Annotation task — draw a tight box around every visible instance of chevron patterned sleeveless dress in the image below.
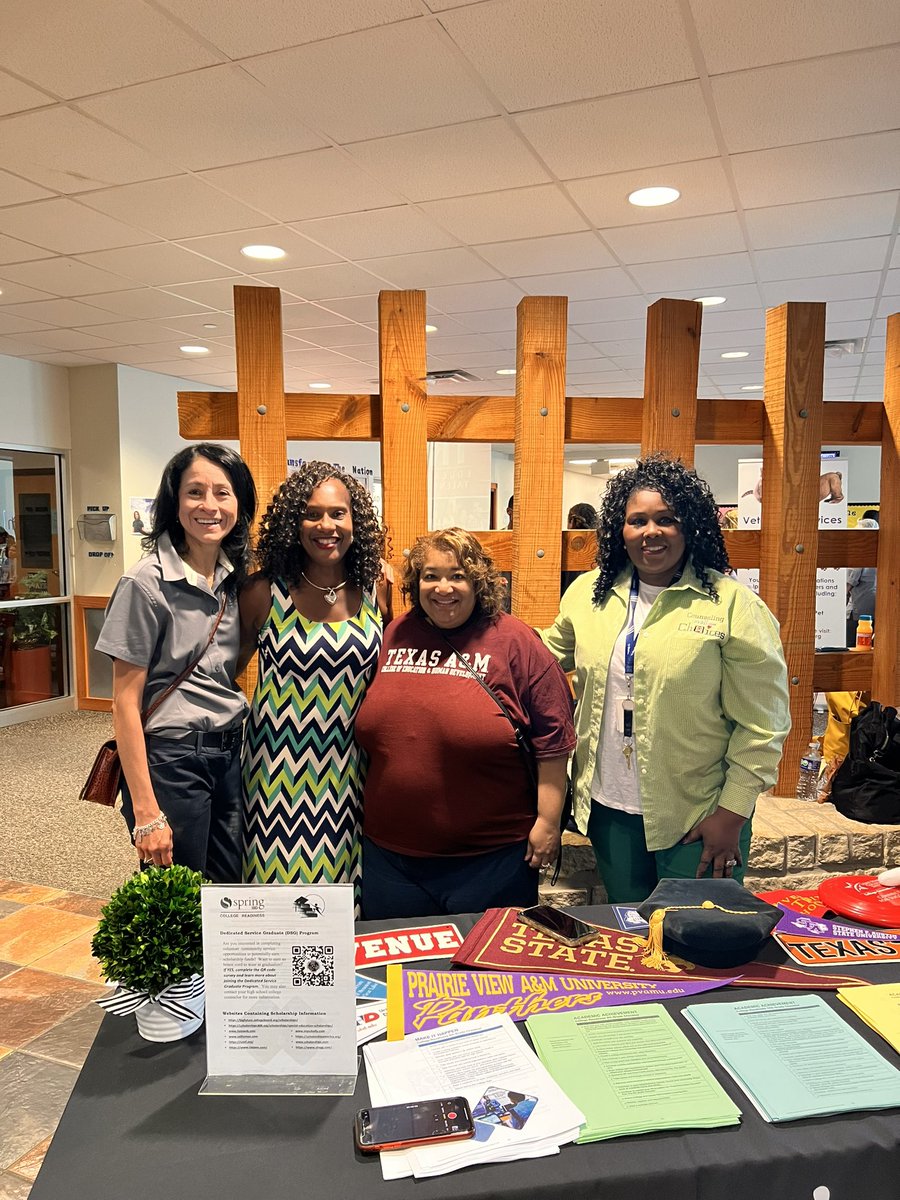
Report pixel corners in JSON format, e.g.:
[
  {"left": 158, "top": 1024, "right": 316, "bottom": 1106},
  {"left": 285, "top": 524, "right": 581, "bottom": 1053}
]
[{"left": 241, "top": 579, "right": 382, "bottom": 910}]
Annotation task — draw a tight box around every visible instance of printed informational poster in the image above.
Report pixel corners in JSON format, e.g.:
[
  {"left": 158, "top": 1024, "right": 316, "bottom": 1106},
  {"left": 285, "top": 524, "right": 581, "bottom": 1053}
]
[
  {"left": 200, "top": 884, "right": 356, "bottom": 1095},
  {"left": 737, "top": 457, "right": 848, "bottom": 648}
]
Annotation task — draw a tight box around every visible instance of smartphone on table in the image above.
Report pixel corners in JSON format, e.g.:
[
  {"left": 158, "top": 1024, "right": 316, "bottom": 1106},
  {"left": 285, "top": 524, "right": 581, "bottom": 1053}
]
[
  {"left": 518, "top": 904, "right": 599, "bottom": 947},
  {"left": 355, "top": 1096, "right": 475, "bottom": 1153}
]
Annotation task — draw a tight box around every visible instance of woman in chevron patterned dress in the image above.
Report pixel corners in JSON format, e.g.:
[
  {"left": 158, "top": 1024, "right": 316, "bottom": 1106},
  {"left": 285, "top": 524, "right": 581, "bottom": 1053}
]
[{"left": 239, "top": 462, "right": 389, "bottom": 911}]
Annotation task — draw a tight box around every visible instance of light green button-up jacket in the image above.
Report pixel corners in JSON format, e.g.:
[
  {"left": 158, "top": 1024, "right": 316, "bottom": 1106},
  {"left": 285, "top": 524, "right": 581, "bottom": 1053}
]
[{"left": 540, "top": 563, "right": 791, "bottom": 851}]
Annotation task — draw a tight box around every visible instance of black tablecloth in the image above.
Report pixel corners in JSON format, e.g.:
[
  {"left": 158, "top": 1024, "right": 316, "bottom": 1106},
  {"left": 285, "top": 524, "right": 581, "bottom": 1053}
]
[{"left": 30, "top": 908, "right": 900, "bottom": 1200}]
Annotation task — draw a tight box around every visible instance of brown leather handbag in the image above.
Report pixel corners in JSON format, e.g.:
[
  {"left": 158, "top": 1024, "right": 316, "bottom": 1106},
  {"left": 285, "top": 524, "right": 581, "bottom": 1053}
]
[{"left": 81, "top": 602, "right": 226, "bottom": 806}]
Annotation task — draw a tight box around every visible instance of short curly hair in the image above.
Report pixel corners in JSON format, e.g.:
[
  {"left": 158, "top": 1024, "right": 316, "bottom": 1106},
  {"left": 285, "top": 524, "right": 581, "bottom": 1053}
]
[
  {"left": 402, "top": 528, "right": 506, "bottom": 619},
  {"left": 593, "top": 453, "right": 729, "bottom": 604},
  {"left": 255, "top": 461, "right": 384, "bottom": 590}
]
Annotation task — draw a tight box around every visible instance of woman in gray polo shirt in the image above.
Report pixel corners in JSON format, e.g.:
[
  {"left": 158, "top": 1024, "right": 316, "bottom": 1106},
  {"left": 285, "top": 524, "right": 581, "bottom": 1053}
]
[{"left": 96, "top": 443, "right": 257, "bottom": 882}]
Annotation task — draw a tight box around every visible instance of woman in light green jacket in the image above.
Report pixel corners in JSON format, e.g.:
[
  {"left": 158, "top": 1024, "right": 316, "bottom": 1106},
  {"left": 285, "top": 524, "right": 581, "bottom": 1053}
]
[{"left": 541, "top": 454, "right": 790, "bottom": 903}]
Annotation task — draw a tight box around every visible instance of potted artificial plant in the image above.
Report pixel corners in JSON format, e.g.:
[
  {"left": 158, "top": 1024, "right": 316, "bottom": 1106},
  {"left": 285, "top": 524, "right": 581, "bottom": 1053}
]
[
  {"left": 9, "top": 606, "right": 57, "bottom": 704},
  {"left": 92, "top": 865, "right": 206, "bottom": 1042}
]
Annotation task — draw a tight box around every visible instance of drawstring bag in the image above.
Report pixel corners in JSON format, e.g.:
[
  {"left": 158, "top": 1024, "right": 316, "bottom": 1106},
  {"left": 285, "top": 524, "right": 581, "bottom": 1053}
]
[{"left": 830, "top": 702, "right": 900, "bottom": 825}]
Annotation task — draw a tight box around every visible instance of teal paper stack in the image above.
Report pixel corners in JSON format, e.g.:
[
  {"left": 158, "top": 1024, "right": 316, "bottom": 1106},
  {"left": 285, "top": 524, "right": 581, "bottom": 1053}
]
[
  {"left": 526, "top": 1004, "right": 741, "bottom": 1143},
  {"left": 683, "top": 993, "right": 900, "bottom": 1122}
]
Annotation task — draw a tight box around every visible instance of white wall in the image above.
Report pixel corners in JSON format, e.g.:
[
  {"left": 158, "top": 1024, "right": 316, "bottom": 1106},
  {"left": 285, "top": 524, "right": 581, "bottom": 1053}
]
[
  {"left": 69, "top": 365, "right": 123, "bottom": 597},
  {"left": 0, "top": 354, "right": 70, "bottom": 449}
]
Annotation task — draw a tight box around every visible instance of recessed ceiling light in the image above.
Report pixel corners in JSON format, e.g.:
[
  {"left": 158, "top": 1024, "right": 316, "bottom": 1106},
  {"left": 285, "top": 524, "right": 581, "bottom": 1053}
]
[
  {"left": 741, "top": 385, "right": 764, "bottom": 391},
  {"left": 240, "top": 244, "right": 286, "bottom": 260},
  {"left": 496, "top": 368, "right": 516, "bottom": 375},
  {"left": 425, "top": 324, "right": 438, "bottom": 333},
  {"left": 179, "top": 345, "right": 210, "bottom": 354},
  {"left": 568, "top": 458, "right": 597, "bottom": 466},
  {"left": 628, "top": 186, "right": 680, "bottom": 208},
  {"left": 694, "top": 296, "right": 726, "bottom": 306},
  {"left": 307, "top": 381, "right": 331, "bottom": 389},
  {"left": 721, "top": 351, "right": 750, "bottom": 359},
  {"left": 202, "top": 323, "right": 218, "bottom": 329}
]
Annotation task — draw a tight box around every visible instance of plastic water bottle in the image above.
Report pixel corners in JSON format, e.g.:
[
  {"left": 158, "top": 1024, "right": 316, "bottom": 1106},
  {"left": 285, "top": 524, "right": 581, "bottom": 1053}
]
[{"left": 796, "top": 741, "right": 822, "bottom": 801}]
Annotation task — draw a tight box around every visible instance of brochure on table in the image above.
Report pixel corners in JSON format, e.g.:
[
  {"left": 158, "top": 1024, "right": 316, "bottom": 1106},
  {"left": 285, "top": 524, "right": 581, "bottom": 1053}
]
[{"left": 200, "top": 883, "right": 356, "bottom": 1095}]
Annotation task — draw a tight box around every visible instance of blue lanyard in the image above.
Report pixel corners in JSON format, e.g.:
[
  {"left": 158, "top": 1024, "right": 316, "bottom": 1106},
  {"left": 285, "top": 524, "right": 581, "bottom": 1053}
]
[{"left": 623, "top": 570, "right": 641, "bottom": 680}]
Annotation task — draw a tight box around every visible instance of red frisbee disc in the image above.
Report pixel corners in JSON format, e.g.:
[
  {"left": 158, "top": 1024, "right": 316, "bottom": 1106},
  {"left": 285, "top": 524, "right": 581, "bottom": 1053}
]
[{"left": 818, "top": 875, "right": 900, "bottom": 928}]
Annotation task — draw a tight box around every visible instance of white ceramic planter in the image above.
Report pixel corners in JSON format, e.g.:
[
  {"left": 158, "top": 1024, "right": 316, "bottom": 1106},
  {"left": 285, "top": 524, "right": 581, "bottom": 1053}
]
[{"left": 135, "top": 975, "right": 205, "bottom": 1042}]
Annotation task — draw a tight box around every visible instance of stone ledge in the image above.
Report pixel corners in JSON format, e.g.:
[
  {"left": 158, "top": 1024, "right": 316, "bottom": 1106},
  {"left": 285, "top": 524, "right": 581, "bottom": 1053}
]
[{"left": 540, "top": 797, "right": 900, "bottom": 905}]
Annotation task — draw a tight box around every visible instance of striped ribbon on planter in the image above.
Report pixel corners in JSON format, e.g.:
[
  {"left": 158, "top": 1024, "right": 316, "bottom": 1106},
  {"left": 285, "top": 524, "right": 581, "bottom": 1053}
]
[{"left": 96, "top": 974, "right": 204, "bottom": 1021}]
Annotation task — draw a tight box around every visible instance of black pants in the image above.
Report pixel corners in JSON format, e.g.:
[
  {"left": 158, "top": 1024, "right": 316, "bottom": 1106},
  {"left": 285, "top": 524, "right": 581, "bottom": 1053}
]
[{"left": 120, "top": 733, "right": 243, "bottom": 883}]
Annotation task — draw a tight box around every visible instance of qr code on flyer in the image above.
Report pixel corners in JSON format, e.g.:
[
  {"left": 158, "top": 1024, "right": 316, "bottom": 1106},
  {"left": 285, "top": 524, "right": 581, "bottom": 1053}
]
[{"left": 292, "top": 944, "right": 335, "bottom": 986}]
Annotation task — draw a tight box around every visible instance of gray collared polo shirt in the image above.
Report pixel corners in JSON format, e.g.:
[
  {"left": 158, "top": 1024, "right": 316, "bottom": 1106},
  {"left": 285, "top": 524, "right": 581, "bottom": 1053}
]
[{"left": 96, "top": 532, "right": 248, "bottom": 735}]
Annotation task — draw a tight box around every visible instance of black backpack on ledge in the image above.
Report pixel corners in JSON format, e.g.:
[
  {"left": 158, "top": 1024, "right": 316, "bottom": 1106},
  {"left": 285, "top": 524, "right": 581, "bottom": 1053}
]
[{"left": 830, "top": 702, "right": 900, "bottom": 825}]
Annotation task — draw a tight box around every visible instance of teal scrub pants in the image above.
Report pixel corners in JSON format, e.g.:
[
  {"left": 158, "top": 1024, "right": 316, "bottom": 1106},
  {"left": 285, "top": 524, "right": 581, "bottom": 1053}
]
[{"left": 587, "top": 803, "right": 753, "bottom": 904}]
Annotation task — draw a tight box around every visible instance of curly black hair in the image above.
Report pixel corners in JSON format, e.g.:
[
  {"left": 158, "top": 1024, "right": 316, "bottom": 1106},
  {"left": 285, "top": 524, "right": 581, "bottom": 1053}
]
[
  {"left": 255, "top": 461, "right": 384, "bottom": 590},
  {"left": 593, "top": 453, "right": 729, "bottom": 604}
]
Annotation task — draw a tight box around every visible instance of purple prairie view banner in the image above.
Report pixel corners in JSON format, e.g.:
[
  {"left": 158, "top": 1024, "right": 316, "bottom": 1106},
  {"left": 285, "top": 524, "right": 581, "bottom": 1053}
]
[
  {"left": 776, "top": 906, "right": 900, "bottom": 942},
  {"left": 385, "top": 964, "right": 734, "bottom": 1040}
]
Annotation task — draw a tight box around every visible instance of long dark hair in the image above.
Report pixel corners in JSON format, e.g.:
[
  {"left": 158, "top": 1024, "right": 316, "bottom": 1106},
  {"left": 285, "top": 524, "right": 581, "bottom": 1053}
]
[
  {"left": 255, "top": 461, "right": 384, "bottom": 590},
  {"left": 144, "top": 443, "right": 257, "bottom": 594},
  {"left": 593, "top": 453, "right": 729, "bottom": 604}
]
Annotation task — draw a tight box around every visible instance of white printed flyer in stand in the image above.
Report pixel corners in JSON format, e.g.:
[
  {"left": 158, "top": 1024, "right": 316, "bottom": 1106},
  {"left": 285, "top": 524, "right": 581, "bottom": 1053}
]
[{"left": 200, "top": 884, "right": 356, "bottom": 1093}]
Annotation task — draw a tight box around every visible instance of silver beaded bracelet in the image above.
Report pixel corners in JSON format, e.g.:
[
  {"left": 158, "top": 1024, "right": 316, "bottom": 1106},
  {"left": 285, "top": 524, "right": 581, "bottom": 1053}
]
[{"left": 133, "top": 812, "right": 169, "bottom": 841}]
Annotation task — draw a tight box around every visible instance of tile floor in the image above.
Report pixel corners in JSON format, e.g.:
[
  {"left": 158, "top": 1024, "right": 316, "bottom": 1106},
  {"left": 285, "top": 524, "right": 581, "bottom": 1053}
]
[{"left": 0, "top": 879, "right": 109, "bottom": 1200}]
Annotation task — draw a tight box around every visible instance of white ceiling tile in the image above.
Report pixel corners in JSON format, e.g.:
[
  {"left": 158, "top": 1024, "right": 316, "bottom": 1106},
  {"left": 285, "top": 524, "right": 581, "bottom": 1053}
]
[
  {"left": 292, "top": 206, "right": 457, "bottom": 259},
  {"left": 645, "top": 283, "right": 764, "bottom": 310},
  {"left": 762, "top": 272, "right": 883, "bottom": 306},
  {"left": 0, "top": 171, "right": 54, "bottom": 207},
  {"left": 421, "top": 186, "right": 587, "bottom": 244},
  {"left": 884, "top": 269, "right": 900, "bottom": 295},
  {"left": 426, "top": 279, "right": 527, "bottom": 313},
  {"left": 423, "top": 333, "right": 506, "bottom": 356},
  {"left": 28, "top": 351, "right": 107, "bottom": 366},
  {"left": 0, "top": 280, "right": 57, "bottom": 305},
  {"left": 756, "top": 238, "right": 891, "bottom": 282},
  {"left": 78, "top": 65, "right": 326, "bottom": 173},
  {"left": 244, "top": 20, "right": 497, "bottom": 143},
  {"left": 155, "top": 0, "right": 420, "bottom": 57},
  {"left": 516, "top": 81, "right": 718, "bottom": 180},
  {"left": 690, "top": 0, "right": 900, "bottom": 73},
  {"left": 359, "top": 247, "right": 500, "bottom": 288},
  {"left": 89, "top": 341, "right": 197, "bottom": 365},
  {"left": 75, "top": 243, "right": 233, "bottom": 287},
  {"left": 0, "top": 335, "right": 58, "bottom": 357},
  {"left": 0, "top": 234, "right": 55, "bottom": 266},
  {"left": 698, "top": 329, "right": 765, "bottom": 350},
  {"left": 177, "top": 227, "right": 340, "bottom": 273},
  {"left": 602, "top": 213, "right": 746, "bottom": 264},
  {"left": 0, "top": 70, "right": 51, "bottom": 116},
  {"left": 21, "top": 327, "right": 118, "bottom": 351},
  {"left": 567, "top": 159, "right": 735, "bottom": 228},
  {"left": 79, "top": 288, "right": 214, "bottom": 319},
  {"left": 514, "top": 267, "right": 639, "bottom": 301},
  {"left": 303, "top": 295, "right": 380, "bottom": 324},
  {"left": 630, "top": 253, "right": 755, "bottom": 292},
  {"left": 824, "top": 321, "right": 871, "bottom": 340},
  {"left": 573, "top": 319, "right": 647, "bottom": 342},
  {"left": 690, "top": 308, "right": 765, "bottom": 334},
  {"left": 202, "top": 149, "right": 400, "bottom": 222},
  {"left": 72, "top": 319, "right": 201, "bottom": 343},
  {"left": 160, "top": 277, "right": 266, "bottom": 310},
  {"left": 1, "top": 0, "right": 222, "bottom": 97},
  {"left": 441, "top": 0, "right": 695, "bottom": 109},
  {"left": 188, "top": 371, "right": 237, "bottom": 386},
  {"left": 450, "top": 308, "right": 518, "bottom": 333},
  {"left": 475, "top": 232, "right": 615, "bottom": 276},
  {"left": 0, "top": 312, "right": 53, "bottom": 336},
  {"left": 254, "top": 263, "right": 390, "bottom": 301},
  {"left": 3, "top": 296, "right": 120, "bottom": 326},
  {"left": 346, "top": 119, "right": 551, "bottom": 201},
  {"left": 79, "top": 177, "right": 270, "bottom": 240},
  {"left": 744, "top": 194, "right": 899, "bottom": 250},
  {"left": 1, "top": 108, "right": 177, "bottom": 194},
  {"left": 282, "top": 346, "right": 366, "bottom": 367},
  {"left": 567, "top": 296, "right": 651, "bottom": 324},
  {"left": 731, "top": 132, "right": 900, "bottom": 209},
  {"left": 281, "top": 302, "right": 368, "bottom": 331},
  {"left": 712, "top": 48, "right": 900, "bottom": 154},
  {"left": 161, "top": 312, "right": 233, "bottom": 338},
  {"left": 0, "top": 198, "right": 157, "bottom": 254},
  {"left": 301, "top": 325, "right": 377, "bottom": 350},
  {"left": 0, "top": 257, "right": 139, "bottom": 296}
]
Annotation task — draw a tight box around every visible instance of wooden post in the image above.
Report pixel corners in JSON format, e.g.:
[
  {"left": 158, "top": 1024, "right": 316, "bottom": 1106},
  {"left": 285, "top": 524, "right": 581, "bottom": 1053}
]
[
  {"left": 641, "top": 298, "right": 702, "bottom": 464},
  {"left": 378, "top": 291, "right": 428, "bottom": 597},
  {"left": 512, "top": 295, "right": 567, "bottom": 624},
  {"left": 758, "top": 302, "right": 826, "bottom": 792},
  {"left": 872, "top": 312, "right": 900, "bottom": 703}
]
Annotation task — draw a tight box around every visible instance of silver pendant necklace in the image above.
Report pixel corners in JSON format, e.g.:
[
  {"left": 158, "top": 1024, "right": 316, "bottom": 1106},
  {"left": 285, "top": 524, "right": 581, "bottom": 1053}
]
[{"left": 300, "top": 569, "right": 347, "bottom": 605}]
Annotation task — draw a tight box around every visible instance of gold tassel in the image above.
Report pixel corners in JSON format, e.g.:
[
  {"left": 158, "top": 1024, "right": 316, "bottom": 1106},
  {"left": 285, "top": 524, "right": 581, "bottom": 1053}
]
[{"left": 639, "top": 899, "right": 735, "bottom": 973}]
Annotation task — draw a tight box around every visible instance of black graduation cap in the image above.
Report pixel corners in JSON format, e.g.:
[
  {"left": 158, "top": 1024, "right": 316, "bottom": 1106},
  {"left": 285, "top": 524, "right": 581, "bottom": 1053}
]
[{"left": 636, "top": 878, "right": 782, "bottom": 970}]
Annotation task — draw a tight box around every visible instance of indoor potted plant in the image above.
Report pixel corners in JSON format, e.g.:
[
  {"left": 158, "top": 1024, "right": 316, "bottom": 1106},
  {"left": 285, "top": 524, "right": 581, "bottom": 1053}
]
[
  {"left": 9, "top": 606, "right": 58, "bottom": 704},
  {"left": 92, "top": 865, "right": 206, "bottom": 1042}
]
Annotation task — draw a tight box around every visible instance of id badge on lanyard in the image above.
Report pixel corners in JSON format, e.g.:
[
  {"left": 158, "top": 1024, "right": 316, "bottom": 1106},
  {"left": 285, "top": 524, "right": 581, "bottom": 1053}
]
[{"left": 620, "top": 572, "right": 640, "bottom": 768}]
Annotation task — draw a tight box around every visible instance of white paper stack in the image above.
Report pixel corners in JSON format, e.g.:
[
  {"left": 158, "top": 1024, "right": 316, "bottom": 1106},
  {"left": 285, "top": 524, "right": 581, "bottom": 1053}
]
[{"left": 363, "top": 1013, "right": 584, "bottom": 1179}]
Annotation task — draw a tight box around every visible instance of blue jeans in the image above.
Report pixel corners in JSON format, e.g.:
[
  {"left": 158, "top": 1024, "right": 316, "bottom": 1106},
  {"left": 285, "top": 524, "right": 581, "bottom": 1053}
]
[
  {"left": 120, "top": 732, "right": 243, "bottom": 882},
  {"left": 361, "top": 837, "right": 539, "bottom": 919}
]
